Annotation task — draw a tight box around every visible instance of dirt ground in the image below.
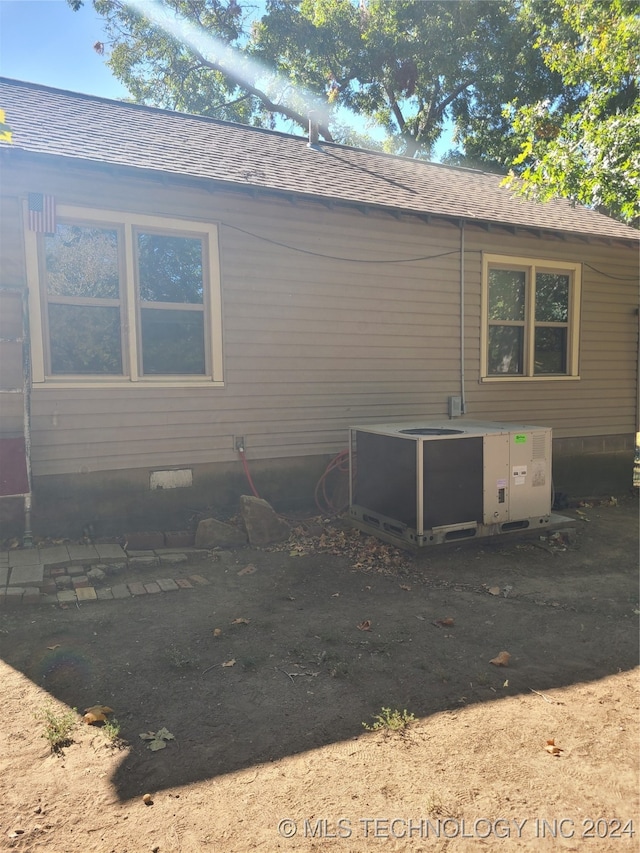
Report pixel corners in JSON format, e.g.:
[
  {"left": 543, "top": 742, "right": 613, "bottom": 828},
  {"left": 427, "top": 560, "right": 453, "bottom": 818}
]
[{"left": 0, "top": 499, "right": 638, "bottom": 852}]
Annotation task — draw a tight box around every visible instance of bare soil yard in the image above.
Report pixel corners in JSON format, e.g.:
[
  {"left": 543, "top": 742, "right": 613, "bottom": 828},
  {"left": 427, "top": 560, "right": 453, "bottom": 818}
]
[{"left": 0, "top": 500, "right": 638, "bottom": 852}]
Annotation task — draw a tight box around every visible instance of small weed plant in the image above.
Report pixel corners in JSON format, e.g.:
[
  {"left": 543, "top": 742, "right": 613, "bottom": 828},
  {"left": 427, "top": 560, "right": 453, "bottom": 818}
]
[
  {"left": 363, "top": 707, "right": 416, "bottom": 732},
  {"left": 102, "top": 717, "right": 121, "bottom": 743},
  {"left": 36, "top": 702, "right": 78, "bottom": 753}
]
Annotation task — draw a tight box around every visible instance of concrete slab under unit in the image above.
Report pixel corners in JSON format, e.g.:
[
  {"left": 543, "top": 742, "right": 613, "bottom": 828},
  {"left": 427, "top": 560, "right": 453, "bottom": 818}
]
[
  {"left": 66, "top": 544, "right": 100, "bottom": 565},
  {"left": 9, "top": 549, "right": 42, "bottom": 568},
  {"left": 9, "top": 563, "right": 45, "bottom": 587},
  {"left": 0, "top": 565, "right": 9, "bottom": 587}
]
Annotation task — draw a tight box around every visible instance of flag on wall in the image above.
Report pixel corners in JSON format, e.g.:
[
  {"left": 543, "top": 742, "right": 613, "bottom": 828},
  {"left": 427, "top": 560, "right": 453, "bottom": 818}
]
[
  {"left": 0, "top": 109, "right": 12, "bottom": 143},
  {"left": 28, "top": 193, "right": 56, "bottom": 234}
]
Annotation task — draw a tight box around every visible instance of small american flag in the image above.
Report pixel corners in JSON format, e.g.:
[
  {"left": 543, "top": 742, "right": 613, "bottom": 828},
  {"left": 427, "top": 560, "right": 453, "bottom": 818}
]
[{"left": 28, "top": 193, "right": 56, "bottom": 234}]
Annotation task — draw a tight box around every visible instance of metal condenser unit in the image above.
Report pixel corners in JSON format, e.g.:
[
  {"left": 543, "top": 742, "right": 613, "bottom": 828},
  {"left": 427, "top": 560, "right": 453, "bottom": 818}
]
[{"left": 349, "top": 420, "right": 552, "bottom": 547}]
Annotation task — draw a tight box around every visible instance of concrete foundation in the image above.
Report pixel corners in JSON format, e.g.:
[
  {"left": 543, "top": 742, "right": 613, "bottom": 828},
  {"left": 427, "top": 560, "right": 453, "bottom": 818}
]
[{"left": 0, "top": 434, "right": 635, "bottom": 540}]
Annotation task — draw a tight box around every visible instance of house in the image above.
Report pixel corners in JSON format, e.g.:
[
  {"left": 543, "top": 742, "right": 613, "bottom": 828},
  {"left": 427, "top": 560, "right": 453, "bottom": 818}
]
[{"left": 0, "top": 77, "right": 638, "bottom": 537}]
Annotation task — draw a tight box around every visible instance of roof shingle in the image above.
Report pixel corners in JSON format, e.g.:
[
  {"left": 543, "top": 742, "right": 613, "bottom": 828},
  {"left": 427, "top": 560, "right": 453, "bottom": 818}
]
[{"left": 1, "top": 77, "right": 637, "bottom": 242}]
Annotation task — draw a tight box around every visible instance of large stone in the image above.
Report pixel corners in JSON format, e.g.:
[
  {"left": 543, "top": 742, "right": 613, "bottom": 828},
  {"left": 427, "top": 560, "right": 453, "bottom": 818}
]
[
  {"left": 195, "top": 517, "right": 248, "bottom": 549},
  {"left": 87, "top": 566, "right": 106, "bottom": 583},
  {"left": 239, "top": 495, "right": 290, "bottom": 546}
]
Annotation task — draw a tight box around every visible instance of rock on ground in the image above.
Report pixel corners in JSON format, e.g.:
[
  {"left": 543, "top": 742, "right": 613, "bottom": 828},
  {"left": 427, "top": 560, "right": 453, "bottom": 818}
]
[
  {"left": 195, "top": 517, "right": 248, "bottom": 549},
  {"left": 239, "top": 495, "right": 290, "bottom": 546}
]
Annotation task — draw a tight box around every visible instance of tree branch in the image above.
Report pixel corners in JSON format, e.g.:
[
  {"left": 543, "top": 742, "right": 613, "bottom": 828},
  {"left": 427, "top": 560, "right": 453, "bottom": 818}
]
[
  {"left": 190, "top": 46, "right": 334, "bottom": 141},
  {"left": 433, "top": 78, "right": 475, "bottom": 119}
]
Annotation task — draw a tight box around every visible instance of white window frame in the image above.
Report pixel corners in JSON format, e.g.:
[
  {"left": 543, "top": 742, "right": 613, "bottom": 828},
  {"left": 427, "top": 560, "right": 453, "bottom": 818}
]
[
  {"left": 24, "top": 204, "right": 224, "bottom": 387},
  {"left": 480, "top": 253, "right": 581, "bottom": 382}
]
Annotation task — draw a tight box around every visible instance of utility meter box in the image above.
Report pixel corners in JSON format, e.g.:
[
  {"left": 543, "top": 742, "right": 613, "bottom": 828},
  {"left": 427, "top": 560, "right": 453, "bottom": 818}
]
[{"left": 349, "top": 420, "right": 552, "bottom": 547}]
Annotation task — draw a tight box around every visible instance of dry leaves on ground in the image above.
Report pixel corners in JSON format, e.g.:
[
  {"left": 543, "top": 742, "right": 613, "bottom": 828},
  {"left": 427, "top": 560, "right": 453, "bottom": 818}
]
[
  {"left": 545, "top": 738, "right": 564, "bottom": 756},
  {"left": 271, "top": 520, "right": 412, "bottom": 574},
  {"left": 490, "top": 651, "right": 511, "bottom": 667}
]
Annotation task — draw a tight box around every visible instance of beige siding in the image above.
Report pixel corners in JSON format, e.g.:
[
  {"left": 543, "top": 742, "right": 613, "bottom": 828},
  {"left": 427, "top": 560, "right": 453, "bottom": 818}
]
[
  {"left": 462, "top": 229, "right": 638, "bottom": 436},
  {"left": 1, "top": 160, "right": 638, "bottom": 476}
]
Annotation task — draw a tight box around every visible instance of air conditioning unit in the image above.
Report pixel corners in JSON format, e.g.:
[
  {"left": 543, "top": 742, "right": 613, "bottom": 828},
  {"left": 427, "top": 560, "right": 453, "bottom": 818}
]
[{"left": 349, "top": 420, "right": 552, "bottom": 547}]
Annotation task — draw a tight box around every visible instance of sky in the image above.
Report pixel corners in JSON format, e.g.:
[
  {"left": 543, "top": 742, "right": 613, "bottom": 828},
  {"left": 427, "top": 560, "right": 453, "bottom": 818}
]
[
  {"left": 0, "top": 0, "right": 128, "bottom": 98},
  {"left": 0, "top": 0, "right": 452, "bottom": 155}
]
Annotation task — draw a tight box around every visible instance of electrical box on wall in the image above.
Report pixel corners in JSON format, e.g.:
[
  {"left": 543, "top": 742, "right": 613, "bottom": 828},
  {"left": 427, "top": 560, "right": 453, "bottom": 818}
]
[{"left": 349, "top": 421, "right": 552, "bottom": 547}]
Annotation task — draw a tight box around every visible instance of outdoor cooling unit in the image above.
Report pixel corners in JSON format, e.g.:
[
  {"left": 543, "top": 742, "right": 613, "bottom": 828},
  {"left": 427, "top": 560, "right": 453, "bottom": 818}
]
[{"left": 349, "top": 420, "right": 553, "bottom": 547}]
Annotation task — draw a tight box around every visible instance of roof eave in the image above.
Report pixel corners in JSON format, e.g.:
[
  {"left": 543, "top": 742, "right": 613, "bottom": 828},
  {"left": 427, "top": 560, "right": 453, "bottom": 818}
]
[{"left": 2, "top": 146, "right": 638, "bottom": 247}]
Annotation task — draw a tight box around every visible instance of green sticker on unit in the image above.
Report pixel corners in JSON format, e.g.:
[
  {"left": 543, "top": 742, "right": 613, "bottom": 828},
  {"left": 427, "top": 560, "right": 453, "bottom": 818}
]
[{"left": 514, "top": 434, "right": 527, "bottom": 444}]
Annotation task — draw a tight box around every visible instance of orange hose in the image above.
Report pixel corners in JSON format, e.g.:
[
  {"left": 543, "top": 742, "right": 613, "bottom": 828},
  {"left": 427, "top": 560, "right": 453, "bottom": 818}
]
[{"left": 238, "top": 448, "right": 261, "bottom": 499}]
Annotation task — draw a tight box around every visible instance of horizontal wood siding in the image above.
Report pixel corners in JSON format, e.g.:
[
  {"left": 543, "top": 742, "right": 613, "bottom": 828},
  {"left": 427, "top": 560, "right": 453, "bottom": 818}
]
[{"left": 1, "top": 161, "right": 638, "bottom": 476}]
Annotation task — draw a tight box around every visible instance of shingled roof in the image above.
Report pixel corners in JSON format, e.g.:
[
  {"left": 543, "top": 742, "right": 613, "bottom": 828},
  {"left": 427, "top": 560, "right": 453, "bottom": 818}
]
[{"left": 1, "top": 77, "right": 637, "bottom": 243}]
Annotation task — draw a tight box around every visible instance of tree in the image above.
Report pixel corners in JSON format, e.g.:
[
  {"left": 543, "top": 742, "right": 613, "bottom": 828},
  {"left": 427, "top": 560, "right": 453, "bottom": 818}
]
[
  {"left": 69, "top": 0, "right": 563, "bottom": 159},
  {"left": 502, "top": 0, "right": 640, "bottom": 223}
]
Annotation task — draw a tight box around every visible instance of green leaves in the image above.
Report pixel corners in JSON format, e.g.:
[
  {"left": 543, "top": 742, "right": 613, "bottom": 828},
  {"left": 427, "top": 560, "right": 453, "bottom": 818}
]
[
  {"left": 505, "top": 0, "right": 640, "bottom": 223},
  {"left": 68, "top": 0, "right": 639, "bottom": 219}
]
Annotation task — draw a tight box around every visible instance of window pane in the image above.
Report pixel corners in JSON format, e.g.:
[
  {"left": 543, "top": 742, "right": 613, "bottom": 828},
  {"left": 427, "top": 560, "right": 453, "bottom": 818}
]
[
  {"left": 141, "top": 309, "right": 205, "bottom": 374},
  {"left": 488, "top": 269, "right": 525, "bottom": 321},
  {"left": 536, "top": 273, "right": 569, "bottom": 322},
  {"left": 488, "top": 325, "right": 523, "bottom": 374},
  {"left": 45, "top": 225, "right": 120, "bottom": 298},
  {"left": 138, "top": 233, "right": 204, "bottom": 304},
  {"left": 534, "top": 327, "right": 567, "bottom": 374},
  {"left": 48, "top": 304, "right": 122, "bottom": 374}
]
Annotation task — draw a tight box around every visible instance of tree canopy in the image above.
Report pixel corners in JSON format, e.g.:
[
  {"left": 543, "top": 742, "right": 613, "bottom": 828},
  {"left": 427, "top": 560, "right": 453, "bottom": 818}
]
[
  {"left": 69, "top": 0, "right": 639, "bottom": 221},
  {"left": 503, "top": 0, "right": 639, "bottom": 224}
]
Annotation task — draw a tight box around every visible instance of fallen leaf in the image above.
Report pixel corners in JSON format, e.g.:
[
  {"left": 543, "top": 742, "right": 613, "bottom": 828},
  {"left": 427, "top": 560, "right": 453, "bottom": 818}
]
[
  {"left": 139, "top": 728, "right": 174, "bottom": 751},
  {"left": 331, "top": 592, "right": 340, "bottom": 598},
  {"left": 47, "top": 644, "right": 61, "bottom": 651},
  {"left": 357, "top": 620, "right": 372, "bottom": 631},
  {"left": 231, "top": 618, "right": 250, "bottom": 625},
  {"left": 222, "top": 658, "right": 236, "bottom": 667},
  {"left": 488, "top": 586, "right": 501, "bottom": 596},
  {"left": 490, "top": 651, "right": 511, "bottom": 667},
  {"left": 85, "top": 704, "right": 114, "bottom": 715},
  {"left": 545, "top": 738, "right": 564, "bottom": 756},
  {"left": 435, "top": 617, "right": 455, "bottom": 627},
  {"left": 503, "top": 679, "right": 509, "bottom": 688},
  {"left": 237, "top": 564, "right": 257, "bottom": 576},
  {"left": 83, "top": 710, "right": 107, "bottom": 724},
  {"left": 213, "top": 628, "right": 222, "bottom": 637},
  {"left": 399, "top": 584, "right": 411, "bottom": 591},
  {"left": 83, "top": 704, "right": 114, "bottom": 724},
  {"left": 155, "top": 727, "right": 174, "bottom": 741},
  {"left": 415, "top": 615, "right": 425, "bottom": 621}
]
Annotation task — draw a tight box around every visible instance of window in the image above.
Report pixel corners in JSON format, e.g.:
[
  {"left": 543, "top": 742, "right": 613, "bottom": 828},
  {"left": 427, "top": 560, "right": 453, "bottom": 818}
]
[
  {"left": 481, "top": 254, "right": 581, "bottom": 380},
  {"left": 26, "top": 206, "right": 223, "bottom": 385}
]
